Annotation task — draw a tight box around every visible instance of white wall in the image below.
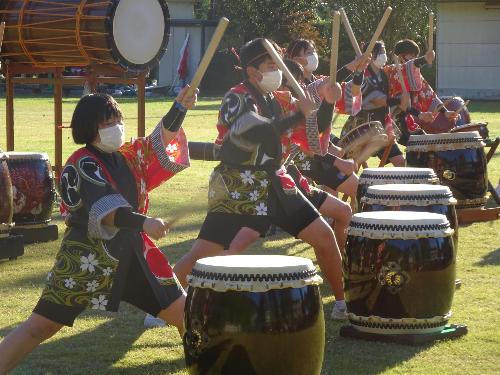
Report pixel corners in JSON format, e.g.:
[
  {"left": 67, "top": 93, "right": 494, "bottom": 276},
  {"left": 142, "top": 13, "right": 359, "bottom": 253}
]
[{"left": 437, "top": 1, "right": 500, "bottom": 99}]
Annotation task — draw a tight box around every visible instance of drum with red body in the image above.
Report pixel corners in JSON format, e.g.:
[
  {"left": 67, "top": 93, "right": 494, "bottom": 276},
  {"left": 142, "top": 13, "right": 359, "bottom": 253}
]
[
  {"left": 5, "top": 152, "right": 56, "bottom": 227},
  {"left": 0, "top": 153, "right": 14, "bottom": 238},
  {"left": 406, "top": 132, "right": 488, "bottom": 209},
  {"left": 344, "top": 211, "right": 456, "bottom": 334},
  {"left": 0, "top": 0, "right": 170, "bottom": 72}
]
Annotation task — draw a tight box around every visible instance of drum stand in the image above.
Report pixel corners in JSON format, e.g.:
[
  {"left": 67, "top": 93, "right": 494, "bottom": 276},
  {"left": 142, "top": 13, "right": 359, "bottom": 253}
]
[
  {"left": 0, "top": 233, "right": 24, "bottom": 261},
  {"left": 457, "top": 137, "right": 500, "bottom": 225},
  {"left": 339, "top": 324, "right": 468, "bottom": 346}
]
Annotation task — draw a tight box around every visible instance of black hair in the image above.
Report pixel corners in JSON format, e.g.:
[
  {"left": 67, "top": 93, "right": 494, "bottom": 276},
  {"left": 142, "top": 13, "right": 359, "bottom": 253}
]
[
  {"left": 286, "top": 39, "right": 315, "bottom": 59},
  {"left": 282, "top": 59, "right": 304, "bottom": 86},
  {"left": 71, "top": 94, "right": 122, "bottom": 144},
  {"left": 240, "top": 38, "right": 281, "bottom": 78},
  {"left": 394, "top": 39, "right": 420, "bottom": 57}
]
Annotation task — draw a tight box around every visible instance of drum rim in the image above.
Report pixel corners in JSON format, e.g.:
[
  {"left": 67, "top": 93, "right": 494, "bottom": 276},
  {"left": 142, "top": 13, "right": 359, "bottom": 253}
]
[
  {"left": 108, "top": 0, "right": 170, "bottom": 72},
  {"left": 347, "top": 312, "right": 451, "bottom": 334},
  {"left": 5, "top": 152, "right": 50, "bottom": 160},
  {"left": 363, "top": 184, "right": 457, "bottom": 205}
]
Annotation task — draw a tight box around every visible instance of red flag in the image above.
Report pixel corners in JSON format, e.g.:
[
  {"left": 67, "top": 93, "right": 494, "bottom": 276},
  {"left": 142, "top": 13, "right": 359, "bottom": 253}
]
[{"left": 177, "top": 34, "right": 190, "bottom": 81}]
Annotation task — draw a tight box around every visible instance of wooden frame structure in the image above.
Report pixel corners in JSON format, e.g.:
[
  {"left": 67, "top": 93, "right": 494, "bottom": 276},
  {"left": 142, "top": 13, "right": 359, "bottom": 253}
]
[{"left": 3, "top": 62, "right": 147, "bottom": 176}]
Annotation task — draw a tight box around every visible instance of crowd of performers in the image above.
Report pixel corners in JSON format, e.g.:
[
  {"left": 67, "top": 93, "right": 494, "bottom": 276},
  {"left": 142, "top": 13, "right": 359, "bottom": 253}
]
[{"left": 0, "top": 36, "right": 462, "bottom": 373}]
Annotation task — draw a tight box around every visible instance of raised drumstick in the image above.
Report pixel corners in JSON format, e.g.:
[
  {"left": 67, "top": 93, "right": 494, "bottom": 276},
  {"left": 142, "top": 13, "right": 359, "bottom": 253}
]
[
  {"left": 330, "top": 11, "right": 341, "bottom": 83},
  {"left": 364, "top": 7, "right": 392, "bottom": 57},
  {"left": 187, "top": 17, "right": 229, "bottom": 96},
  {"left": 428, "top": 12, "right": 434, "bottom": 52},
  {"left": 0, "top": 22, "right": 5, "bottom": 53},
  {"left": 340, "top": 9, "right": 362, "bottom": 57},
  {"left": 262, "top": 39, "right": 306, "bottom": 100}
]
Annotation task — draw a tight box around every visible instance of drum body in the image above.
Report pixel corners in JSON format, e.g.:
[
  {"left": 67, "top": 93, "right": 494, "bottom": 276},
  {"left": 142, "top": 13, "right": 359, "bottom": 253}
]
[
  {"left": 0, "top": 154, "right": 14, "bottom": 238},
  {"left": 360, "top": 184, "right": 459, "bottom": 247},
  {"left": 357, "top": 167, "right": 439, "bottom": 211},
  {"left": 406, "top": 132, "right": 488, "bottom": 209},
  {"left": 6, "top": 152, "right": 55, "bottom": 226},
  {"left": 0, "top": 0, "right": 170, "bottom": 72},
  {"left": 339, "top": 121, "right": 388, "bottom": 164},
  {"left": 184, "top": 255, "right": 325, "bottom": 375},
  {"left": 344, "top": 211, "right": 456, "bottom": 334}
]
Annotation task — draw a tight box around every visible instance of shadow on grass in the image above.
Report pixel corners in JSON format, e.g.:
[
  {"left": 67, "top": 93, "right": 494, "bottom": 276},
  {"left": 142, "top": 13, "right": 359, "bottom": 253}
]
[
  {"left": 3, "top": 311, "right": 186, "bottom": 375},
  {"left": 474, "top": 248, "right": 500, "bottom": 266}
]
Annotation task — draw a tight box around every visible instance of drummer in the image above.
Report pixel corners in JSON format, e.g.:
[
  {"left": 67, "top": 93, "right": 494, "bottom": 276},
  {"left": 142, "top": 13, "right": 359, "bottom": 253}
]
[{"left": 173, "top": 38, "right": 349, "bottom": 320}]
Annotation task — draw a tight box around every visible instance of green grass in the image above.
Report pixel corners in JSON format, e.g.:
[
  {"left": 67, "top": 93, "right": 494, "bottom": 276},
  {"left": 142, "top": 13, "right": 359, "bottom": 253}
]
[{"left": 0, "top": 96, "right": 499, "bottom": 375}]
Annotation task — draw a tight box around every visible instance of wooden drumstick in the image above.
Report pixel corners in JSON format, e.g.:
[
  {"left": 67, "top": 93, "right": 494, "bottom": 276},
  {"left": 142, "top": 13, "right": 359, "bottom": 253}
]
[
  {"left": 454, "top": 100, "right": 470, "bottom": 115},
  {"left": 187, "top": 17, "right": 229, "bottom": 96},
  {"left": 330, "top": 11, "right": 341, "bottom": 83},
  {"left": 262, "top": 39, "right": 306, "bottom": 100},
  {"left": 340, "top": 9, "right": 362, "bottom": 57},
  {"left": 364, "top": 7, "right": 392, "bottom": 57},
  {"left": 428, "top": 12, "right": 434, "bottom": 52},
  {"left": 393, "top": 54, "right": 408, "bottom": 95},
  {"left": 0, "top": 22, "right": 5, "bottom": 53}
]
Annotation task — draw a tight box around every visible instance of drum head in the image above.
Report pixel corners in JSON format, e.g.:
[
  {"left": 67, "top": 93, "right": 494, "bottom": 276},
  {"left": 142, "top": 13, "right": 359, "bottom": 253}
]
[
  {"left": 188, "top": 255, "right": 323, "bottom": 292},
  {"left": 407, "top": 131, "right": 484, "bottom": 152},
  {"left": 363, "top": 183, "right": 457, "bottom": 206},
  {"left": 112, "top": 0, "right": 170, "bottom": 70},
  {"left": 5, "top": 152, "right": 49, "bottom": 161},
  {"left": 348, "top": 211, "right": 453, "bottom": 239},
  {"left": 359, "top": 167, "right": 439, "bottom": 185},
  {"left": 340, "top": 122, "right": 389, "bottom": 164}
]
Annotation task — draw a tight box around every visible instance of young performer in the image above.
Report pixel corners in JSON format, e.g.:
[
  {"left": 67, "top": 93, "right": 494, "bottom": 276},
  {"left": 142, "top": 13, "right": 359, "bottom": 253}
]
[
  {"left": 340, "top": 41, "right": 407, "bottom": 167},
  {"left": 173, "top": 38, "right": 349, "bottom": 319},
  {"left": 0, "top": 88, "right": 197, "bottom": 374}
]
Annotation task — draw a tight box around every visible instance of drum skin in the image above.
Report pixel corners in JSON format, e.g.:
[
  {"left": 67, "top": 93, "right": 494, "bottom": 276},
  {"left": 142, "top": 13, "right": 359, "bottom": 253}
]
[
  {"left": 360, "top": 203, "right": 459, "bottom": 249},
  {"left": 0, "top": 0, "right": 170, "bottom": 72},
  {"left": 184, "top": 285, "right": 325, "bottom": 375},
  {"left": 344, "top": 235, "right": 456, "bottom": 330},
  {"left": 6, "top": 155, "right": 55, "bottom": 226},
  {"left": 406, "top": 148, "right": 488, "bottom": 209},
  {"left": 0, "top": 158, "right": 14, "bottom": 236}
]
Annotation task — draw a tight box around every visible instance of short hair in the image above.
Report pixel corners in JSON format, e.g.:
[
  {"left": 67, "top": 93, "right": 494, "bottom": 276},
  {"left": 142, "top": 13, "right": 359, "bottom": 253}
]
[
  {"left": 365, "top": 40, "right": 385, "bottom": 57},
  {"left": 71, "top": 94, "right": 122, "bottom": 144},
  {"left": 282, "top": 59, "right": 304, "bottom": 86},
  {"left": 286, "top": 39, "right": 316, "bottom": 59},
  {"left": 394, "top": 39, "right": 420, "bottom": 57},
  {"left": 240, "top": 38, "right": 281, "bottom": 69}
]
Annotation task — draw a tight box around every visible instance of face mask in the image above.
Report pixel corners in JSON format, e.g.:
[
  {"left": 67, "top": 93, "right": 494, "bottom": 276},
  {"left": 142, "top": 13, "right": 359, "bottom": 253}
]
[
  {"left": 258, "top": 69, "right": 283, "bottom": 93},
  {"left": 373, "top": 53, "right": 388, "bottom": 68},
  {"left": 305, "top": 52, "right": 319, "bottom": 72},
  {"left": 96, "top": 123, "right": 124, "bottom": 153}
]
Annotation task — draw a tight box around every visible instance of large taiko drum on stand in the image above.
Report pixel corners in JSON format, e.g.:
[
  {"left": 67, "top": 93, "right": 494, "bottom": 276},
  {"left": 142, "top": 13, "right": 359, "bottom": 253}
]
[
  {"left": 0, "top": 0, "right": 170, "bottom": 72},
  {"left": 360, "top": 184, "right": 459, "bottom": 248},
  {"left": 184, "top": 255, "right": 325, "bottom": 375},
  {"left": 344, "top": 211, "right": 456, "bottom": 334},
  {"left": 406, "top": 132, "right": 488, "bottom": 209},
  {"left": 357, "top": 167, "right": 439, "bottom": 211},
  {"left": 5, "top": 152, "right": 56, "bottom": 227},
  {"left": 0, "top": 153, "right": 14, "bottom": 238}
]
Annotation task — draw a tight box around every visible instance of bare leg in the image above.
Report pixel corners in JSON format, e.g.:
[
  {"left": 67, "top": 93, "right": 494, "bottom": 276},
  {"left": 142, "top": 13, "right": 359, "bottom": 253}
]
[
  {"left": 317, "top": 193, "right": 352, "bottom": 253},
  {"left": 326, "top": 174, "right": 359, "bottom": 211},
  {"left": 173, "top": 239, "right": 224, "bottom": 289},
  {"left": 226, "top": 227, "right": 261, "bottom": 255},
  {"left": 0, "top": 313, "right": 63, "bottom": 374},
  {"left": 157, "top": 294, "right": 186, "bottom": 336},
  {"left": 389, "top": 154, "right": 406, "bottom": 167},
  {"left": 297, "top": 217, "right": 345, "bottom": 300}
]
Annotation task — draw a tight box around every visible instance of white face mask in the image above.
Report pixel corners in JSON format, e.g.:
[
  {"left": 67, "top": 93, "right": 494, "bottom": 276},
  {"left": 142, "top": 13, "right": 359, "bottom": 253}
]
[
  {"left": 373, "top": 53, "right": 388, "bottom": 68},
  {"left": 305, "top": 52, "right": 319, "bottom": 72},
  {"left": 96, "top": 123, "right": 124, "bottom": 153},
  {"left": 258, "top": 69, "right": 283, "bottom": 93}
]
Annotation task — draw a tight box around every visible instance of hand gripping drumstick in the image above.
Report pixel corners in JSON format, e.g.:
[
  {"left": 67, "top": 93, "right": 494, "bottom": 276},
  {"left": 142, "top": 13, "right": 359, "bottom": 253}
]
[
  {"left": 330, "top": 11, "right": 341, "bottom": 84},
  {"left": 428, "top": 12, "right": 434, "bottom": 52},
  {"left": 339, "top": 9, "right": 362, "bottom": 57},
  {"left": 186, "top": 17, "right": 229, "bottom": 96},
  {"left": 262, "top": 39, "right": 306, "bottom": 100}
]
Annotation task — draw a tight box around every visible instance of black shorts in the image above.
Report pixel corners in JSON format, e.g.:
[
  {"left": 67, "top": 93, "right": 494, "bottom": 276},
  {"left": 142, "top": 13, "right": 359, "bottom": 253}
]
[
  {"left": 198, "top": 202, "right": 320, "bottom": 249},
  {"left": 33, "top": 251, "right": 184, "bottom": 327},
  {"left": 375, "top": 143, "right": 403, "bottom": 160},
  {"left": 307, "top": 188, "right": 328, "bottom": 210},
  {"left": 299, "top": 157, "right": 350, "bottom": 190}
]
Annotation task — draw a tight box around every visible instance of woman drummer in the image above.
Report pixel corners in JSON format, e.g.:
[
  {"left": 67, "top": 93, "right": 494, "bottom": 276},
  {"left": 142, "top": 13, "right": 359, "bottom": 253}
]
[{"left": 0, "top": 87, "right": 197, "bottom": 373}]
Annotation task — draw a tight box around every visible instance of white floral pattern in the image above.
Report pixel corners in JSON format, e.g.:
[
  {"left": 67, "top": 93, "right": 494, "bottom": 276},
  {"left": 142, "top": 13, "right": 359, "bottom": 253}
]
[
  {"left": 46, "top": 272, "right": 53, "bottom": 281},
  {"left": 301, "top": 161, "right": 311, "bottom": 171},
  {"left": 208, "top": 189, "right": 216, "bottom": 199},
  {"left": 256, "top": 202, "right": 268, "bottom": 216},
  {"left": 64, "top": 278, "right": 76, "bottom": 289},
  {"left": 240, "top": 170, "right": 255, "bottom": 184},
  {"left": 102, "top": 267, "right": 113, "bottom": 276},
  {"left": 249, "top": 190, "right": 259, "bottom": 202},
  {"left": 260, "top": 179, "right": 269, "bottom": 188},
  {"left": 86, "top": 280, "right": 100, "bottom": 292},
  {"left": 166, "top": 143, "right": 178, "bottom": 154},
  {"left": 91, "top": 295, "right": 108, "bottom": 310},
  {"left": 298, "top": 152, "right": 306, "bottom": 161},
  {"left": 231, "top": 191, "right": 241, "bottom": 199},
  {"left": 80, "top": 254, "right": 98, "bottom": 273}
]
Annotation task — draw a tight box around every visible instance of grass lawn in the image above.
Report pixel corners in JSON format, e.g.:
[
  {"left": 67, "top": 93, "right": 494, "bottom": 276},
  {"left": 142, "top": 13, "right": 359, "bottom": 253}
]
[{"left": 0, "top": 96, "right": 499, "bottom": 375}]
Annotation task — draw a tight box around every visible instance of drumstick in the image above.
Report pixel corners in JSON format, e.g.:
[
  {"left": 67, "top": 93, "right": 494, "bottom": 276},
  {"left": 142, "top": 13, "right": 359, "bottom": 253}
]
[
  {"left": 454, "top": 100, "right": 470, "bottom": 115},
  {"left": 428, "top": 12, "right": 434, "bottom": 52},
  {"left": 339, "top": 9, "right": 362, "bottom": 57},
  {"left": 364, "top": 7, "right": 392, "bottom": 57},
  {"left": 0, "top": 22, "right": 5, "bottom": 53},
  {"left": 187, "top": 17, "right": 229, "bottom": 96},
  {"left": 262, "top": 39, "right": 306, "bottom": 100},
  {"left": 393, "top": 54, "right": 408, "bottom": 94},
  {"left": 330, "top": 11, "right": 341, "bottom": 83}
]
